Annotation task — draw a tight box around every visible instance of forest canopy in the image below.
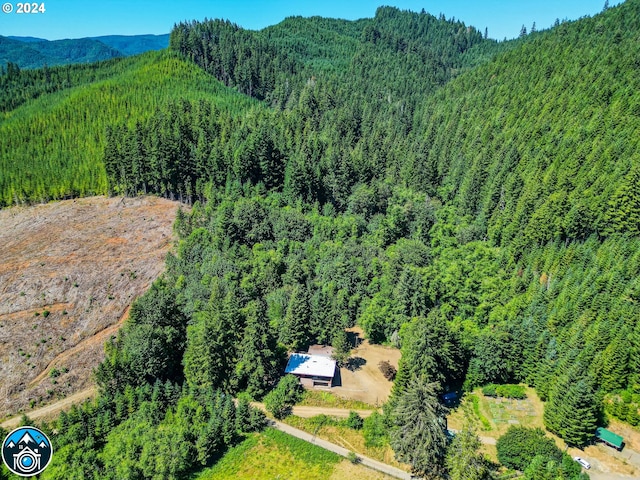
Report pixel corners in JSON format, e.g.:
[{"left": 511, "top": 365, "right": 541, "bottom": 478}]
[{"left": 1, "top": 1, "right": 639, "bottom": 478}]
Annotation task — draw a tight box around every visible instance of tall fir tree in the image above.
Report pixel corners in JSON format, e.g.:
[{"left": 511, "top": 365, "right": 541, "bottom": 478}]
[
  {"left": 545, "top": 375, "right": 600, "bottom": 447},
  {"left": 390, "top": 378, "right": 449, "bottom": 479},
  {"left": 235, "top": 299, "right": 282, "bottom": 398},
  {"left": 279, "top": 284, "right": 312, "bottom": 351},
  {"left": 600, "top": 334, "right": 630, "bottom": 392}
]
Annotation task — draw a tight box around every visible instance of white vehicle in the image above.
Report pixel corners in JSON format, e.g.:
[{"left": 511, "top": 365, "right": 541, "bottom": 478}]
[{"left": 573, "top": 457, "right": 591, "bottom": 469}]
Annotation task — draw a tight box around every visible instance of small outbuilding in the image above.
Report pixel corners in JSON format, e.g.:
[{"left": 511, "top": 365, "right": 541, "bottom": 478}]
[
  {"left": 285, "top": 353, "right": 336, "bottom": 388},
  {"left": 595, "top": 427, "right": 624, "bottom": 450}
]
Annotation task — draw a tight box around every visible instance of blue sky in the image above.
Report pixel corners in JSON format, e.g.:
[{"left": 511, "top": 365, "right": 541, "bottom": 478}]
[{"left": 0, "top": 0, "right": 623, "bottom": 41}]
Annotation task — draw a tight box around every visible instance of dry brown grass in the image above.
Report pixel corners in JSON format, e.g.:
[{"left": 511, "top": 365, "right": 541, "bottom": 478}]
[
  {"left": 0, "top": 196, "right": 180, "bottom": 417},
  {"left": 329, "top": 460, "right": 395, "bottom": 480}
]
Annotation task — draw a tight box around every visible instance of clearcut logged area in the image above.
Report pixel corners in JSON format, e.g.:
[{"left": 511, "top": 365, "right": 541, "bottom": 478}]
[{"left": 0, "top": 196, "right": 180, "bottom": 418}]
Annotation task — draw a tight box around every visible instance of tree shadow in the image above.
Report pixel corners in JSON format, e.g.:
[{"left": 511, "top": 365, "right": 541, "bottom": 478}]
[
  {"left": 346, "top": 330, "right": 362, "bottom": 349},
  {"left": 346, "top": 356, "right": 366, "bottom": 371}
]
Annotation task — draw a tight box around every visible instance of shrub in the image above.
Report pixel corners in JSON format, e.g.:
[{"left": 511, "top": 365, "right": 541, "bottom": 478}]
[
  {"left": 264, "top": 374, "right": 302, "bottom": 419},
  {"left": 363, "top": 411, "right": 387, "bottom": 447},
  {"left": 309, "top": 414, "right": 333, "bottom": 429},
  {"left": 470, "top": 394, "right": 491, "bottom": 431},
  {"left": 482, "top": 383, "right": 526, "bottom": 399},
  {"left": 345, "top": 411, "right": 364, "bottom": 430},
  {"left": 378, "top": 361, "right": 397, "bottom": 381},
  {"left": 236, "top": 396, "right": 267, "bottom": 433},
  {"left": 482, "top": 384, "right": 497, "bottom": 397},
  {"left": 496, "top": 384, "right": 526, "bottom": 399},
  {"left": 496, "top": 426, "right": 562, "bottom": 471}
]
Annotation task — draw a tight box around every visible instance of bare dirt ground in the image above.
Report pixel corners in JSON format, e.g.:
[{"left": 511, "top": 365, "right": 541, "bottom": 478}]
[
  {"left": 607, "top": 418, "right": 640, "bottom": 452},
  {"left": 330, "top": 326, "right": 401, "bottom": 407},
  {"left": 566, "top": 419, "right": 640, "bottom": 479},
  {"left": 0, "top": 196, "right": 180, "bottom": 418}
]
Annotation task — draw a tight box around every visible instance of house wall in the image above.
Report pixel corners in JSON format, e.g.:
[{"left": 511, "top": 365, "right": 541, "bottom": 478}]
[{"left": 295, "top": 374, "right": 333, "bottom": 388}]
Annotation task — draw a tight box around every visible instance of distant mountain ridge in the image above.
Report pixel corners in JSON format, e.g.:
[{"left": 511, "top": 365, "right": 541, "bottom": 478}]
[
  {"left": 89, "top": 34, "right": 170, "bottom": 56},
  {"left": 1, "top": 34, "right": 169, "bottom": 69}
]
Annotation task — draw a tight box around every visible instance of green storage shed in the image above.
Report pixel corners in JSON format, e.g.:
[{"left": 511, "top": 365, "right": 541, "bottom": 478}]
[{"left": 595, "top": 427, "right": 624, "bottom": 450}]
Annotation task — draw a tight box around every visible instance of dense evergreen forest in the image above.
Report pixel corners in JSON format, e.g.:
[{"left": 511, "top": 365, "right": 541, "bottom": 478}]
[
  {"left": 0, "top": 51, "right": 258, "bottom": 206},
  {"left": 1, "top": 1, "right": 640, "bottom": 479}
]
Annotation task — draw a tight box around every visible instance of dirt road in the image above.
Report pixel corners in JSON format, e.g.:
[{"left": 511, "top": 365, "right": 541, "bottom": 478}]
[
  {"left": 448, "top": 428, "right": 496, "bottom": 445},
  {"left": 1, "top": 386, "right": 96, "bottom": 429}
]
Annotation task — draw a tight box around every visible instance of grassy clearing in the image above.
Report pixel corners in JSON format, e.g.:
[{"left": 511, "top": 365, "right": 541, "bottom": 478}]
[
  {"left": 193, "top": 428, "right": 341, "bottom": 480},
  {"left": 450, "top": 388, "right": 639, "bottom": 476},
  {"left": 283, "top": 415, "right": 408, "bottom": 470},
  {"left": 448, "top": 386, "right": 545, "bottom": 442},
  {"left": 298, "top": 390, "right": 374, "bottom": 410},
  {"left": 469, "top": 394, "right": 492, "bottom": 431}
]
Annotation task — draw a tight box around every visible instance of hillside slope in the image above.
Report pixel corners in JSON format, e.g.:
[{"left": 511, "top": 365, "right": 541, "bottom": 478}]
[
  {"left": 405, "top": 0, "right": 640, "bottom": 246},
  {"left": 2, "top": 34, "right": 170, "bottom": 68},
  {"left": 0, "top": 50, "right": 260, "bottom": 207},
  {"left": 1, "top": 3, "right": 639, "bottom": 478},
  {"left": 0, "top": 196, "right": 179, "bottom": 417},
  {"left": 91, "top": 34, "right": 170, "bottom": 56},
  {"left": 108, "top": 0, "right": 640, "bottom": 449}
]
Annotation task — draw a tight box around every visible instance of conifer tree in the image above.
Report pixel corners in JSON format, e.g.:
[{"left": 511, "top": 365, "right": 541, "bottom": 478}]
[
  {"left": 331, "top": 329, "right": 351, "bottom": 367},
  {"left": 606, "top": 164, "right": 640, "bottom": 236},
  {"left": 279, "top": 285, "right": 312, "bottom": 351},
  {"left": 392, "top": 313, "right": 464, "bottom": 403},
  {"left": 390, "top": 378, "right": 448, "bottom": 479},
  {"left": 558, "top": 379, "right": 600, "bottom": 447},
  {"left": 235, "top": 299, "right": 281, "bottom": 398},
  {"left": 545, "top": 375, "right": 600, "bottom": 447},
  {"left": 631, "top": 321, "right": 640, "bottom": 387},
  {"left": 600, "top": 336, "right": 630, "bottom": 392},
  {"left": 446, "top": 404, "right": 491, "bottom": 480}
]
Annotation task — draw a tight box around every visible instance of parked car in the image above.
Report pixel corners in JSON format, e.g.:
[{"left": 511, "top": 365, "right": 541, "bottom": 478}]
[{"left": 573, "top": 456, "right": 591, "bottom": 469}]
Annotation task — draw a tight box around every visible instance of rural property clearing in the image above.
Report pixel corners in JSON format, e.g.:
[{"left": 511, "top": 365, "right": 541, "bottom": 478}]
[
  {"left": 448, "top": 387, "right": 640, "bottom": 479},
  {"left": 0, "top": 195, "right": 180, "bottom": 418},
  {"left": 329, "top": 326, "right": 401, "bottom": 407}
]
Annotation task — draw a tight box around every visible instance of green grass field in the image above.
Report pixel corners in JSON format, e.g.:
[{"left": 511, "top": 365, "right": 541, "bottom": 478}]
[
  {"left": 282, "top": 415, "right": 405, "bottom": 470},
  {"left": 298, "top": 390, "right": 375, "bottom": 410},
  {"left": 448, "top": 387, "right": 545, "bottom": 440},
  {"left": 193, "top": 427, "right": 395, "bottom": 480},
  {"left": 192, "top": 428, "right": 341, "bottom": 480}
]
